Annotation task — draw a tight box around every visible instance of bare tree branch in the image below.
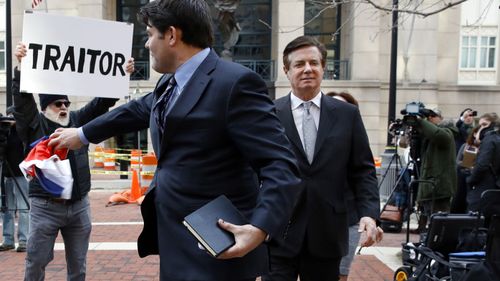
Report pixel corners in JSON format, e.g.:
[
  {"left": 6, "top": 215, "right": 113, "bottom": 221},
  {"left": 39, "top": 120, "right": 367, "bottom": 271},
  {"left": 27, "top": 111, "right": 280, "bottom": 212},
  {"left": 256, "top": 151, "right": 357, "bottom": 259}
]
[
  {"left": 364, "top": 0, "right": 469, "bottom": 18},
  {"left": 257, "top": 0, "right": 471, "bottom": 34}
]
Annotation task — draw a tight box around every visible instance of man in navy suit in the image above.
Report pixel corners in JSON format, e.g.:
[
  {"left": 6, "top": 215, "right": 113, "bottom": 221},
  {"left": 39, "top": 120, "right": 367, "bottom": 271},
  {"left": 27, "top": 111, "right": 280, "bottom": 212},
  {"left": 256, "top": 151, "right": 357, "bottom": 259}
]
[
  {"left": 49, "top": 1, "right": 301, "bottom": 280},
  {"left": 262, "top": 36, "right": 382, "bottom": 281}
]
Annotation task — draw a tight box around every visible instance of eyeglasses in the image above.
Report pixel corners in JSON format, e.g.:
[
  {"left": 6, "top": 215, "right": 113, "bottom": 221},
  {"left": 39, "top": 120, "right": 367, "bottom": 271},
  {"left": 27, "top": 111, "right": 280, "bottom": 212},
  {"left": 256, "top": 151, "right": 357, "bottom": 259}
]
[{"left": 53, "top": 101, "right": 71, "bottom": 108}]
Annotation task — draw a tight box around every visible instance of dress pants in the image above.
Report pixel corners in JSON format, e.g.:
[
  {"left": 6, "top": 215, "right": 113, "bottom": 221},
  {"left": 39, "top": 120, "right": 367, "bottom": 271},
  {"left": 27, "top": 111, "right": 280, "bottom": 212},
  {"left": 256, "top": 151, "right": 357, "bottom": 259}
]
[{"left": 262, "top": 248, "right": 341, "bottom": 281}]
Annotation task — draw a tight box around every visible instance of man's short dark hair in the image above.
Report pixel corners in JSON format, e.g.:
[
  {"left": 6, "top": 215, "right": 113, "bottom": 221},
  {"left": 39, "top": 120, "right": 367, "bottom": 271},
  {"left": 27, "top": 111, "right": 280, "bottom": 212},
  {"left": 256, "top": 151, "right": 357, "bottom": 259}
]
[
  {"left": 283, "top": 36, "right": 327, "bottom": 70},
  {"left": 138, "top": 0, "right": 214, "bottom": 49}
]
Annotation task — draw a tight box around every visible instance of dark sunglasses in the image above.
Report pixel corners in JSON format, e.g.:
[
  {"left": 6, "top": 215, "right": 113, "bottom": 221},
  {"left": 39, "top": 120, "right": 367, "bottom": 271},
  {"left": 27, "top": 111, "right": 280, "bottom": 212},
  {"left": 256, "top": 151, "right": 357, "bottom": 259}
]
[{"left": 53, "top": 101, "right": 71, "bottom": 108}]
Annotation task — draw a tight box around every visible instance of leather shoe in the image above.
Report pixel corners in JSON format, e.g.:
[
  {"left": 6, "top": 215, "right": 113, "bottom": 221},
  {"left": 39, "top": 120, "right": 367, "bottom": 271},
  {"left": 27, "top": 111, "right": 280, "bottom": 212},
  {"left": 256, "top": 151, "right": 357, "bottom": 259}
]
[{"left": 0, "top": 244, "right": 15, "bottom": 251}]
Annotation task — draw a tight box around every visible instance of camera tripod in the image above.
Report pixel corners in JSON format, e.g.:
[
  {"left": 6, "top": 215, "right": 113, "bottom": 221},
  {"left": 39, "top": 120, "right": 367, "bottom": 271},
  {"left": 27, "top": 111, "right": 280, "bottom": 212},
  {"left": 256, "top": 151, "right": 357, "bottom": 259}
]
[
  {"left": 379, "top": 129, "right": 419, "bottom": 236},
  {"left": 379, "top": 144, "right": 422, "bottom": 235},
  {"left": 0, "top": 159, "right": 30, "bottom": 214}
]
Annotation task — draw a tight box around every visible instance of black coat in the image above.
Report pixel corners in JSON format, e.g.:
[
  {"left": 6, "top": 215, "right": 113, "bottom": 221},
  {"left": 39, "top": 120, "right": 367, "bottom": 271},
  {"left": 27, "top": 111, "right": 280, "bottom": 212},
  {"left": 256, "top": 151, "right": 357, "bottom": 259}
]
[
  {"left": 12, "top": 68, "right": 118, "bottom": 199},
  {"left": 79, "top": 50, "right": 302, "bottom": 280},
  {"left": 270, "top": 94, "right": 380, "bottom": 259},
  {"left": 1, "top": 125, "right": 25, "bottom": 177},
  {"left": 467, "top": 131, "right": 500, "bottom": 208}
]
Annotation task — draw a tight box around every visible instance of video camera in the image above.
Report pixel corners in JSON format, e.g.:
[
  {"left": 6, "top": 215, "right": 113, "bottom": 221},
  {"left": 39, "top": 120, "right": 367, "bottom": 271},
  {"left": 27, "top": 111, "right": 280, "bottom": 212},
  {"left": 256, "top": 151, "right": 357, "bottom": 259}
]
[{"left": 400, "top": 102, "right": 433, "bottom": 126}]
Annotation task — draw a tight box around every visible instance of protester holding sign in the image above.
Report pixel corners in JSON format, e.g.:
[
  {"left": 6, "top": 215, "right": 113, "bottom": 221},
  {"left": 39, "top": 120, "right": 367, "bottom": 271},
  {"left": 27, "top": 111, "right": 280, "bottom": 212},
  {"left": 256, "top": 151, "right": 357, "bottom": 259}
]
[{"left": 13, "top": 42, "right": 134, "bottom": 281}]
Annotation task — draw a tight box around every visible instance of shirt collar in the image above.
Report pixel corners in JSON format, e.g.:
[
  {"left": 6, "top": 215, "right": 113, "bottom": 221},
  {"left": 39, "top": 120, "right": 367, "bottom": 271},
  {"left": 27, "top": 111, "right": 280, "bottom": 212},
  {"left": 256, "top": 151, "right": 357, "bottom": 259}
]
[
  {"left": 172, "top": 48, "right": 210, "bottom": 91},
  {"left": 290, "top": 91, "right": 322, "bottom": 110}
]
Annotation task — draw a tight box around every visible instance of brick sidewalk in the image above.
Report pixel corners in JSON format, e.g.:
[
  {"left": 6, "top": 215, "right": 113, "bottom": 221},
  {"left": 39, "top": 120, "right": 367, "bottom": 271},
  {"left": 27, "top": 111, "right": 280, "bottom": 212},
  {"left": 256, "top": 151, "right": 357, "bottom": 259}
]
[{"left": 0, "top": 191, "right": 401, "bottom": 281}]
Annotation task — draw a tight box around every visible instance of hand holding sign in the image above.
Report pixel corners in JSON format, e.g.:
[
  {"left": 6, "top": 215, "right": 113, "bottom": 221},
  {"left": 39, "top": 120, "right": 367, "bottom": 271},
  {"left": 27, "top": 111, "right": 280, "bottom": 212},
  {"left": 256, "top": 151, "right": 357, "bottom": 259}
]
[{"left": 15, "top": 43, "right": 27, "bottom": 65}]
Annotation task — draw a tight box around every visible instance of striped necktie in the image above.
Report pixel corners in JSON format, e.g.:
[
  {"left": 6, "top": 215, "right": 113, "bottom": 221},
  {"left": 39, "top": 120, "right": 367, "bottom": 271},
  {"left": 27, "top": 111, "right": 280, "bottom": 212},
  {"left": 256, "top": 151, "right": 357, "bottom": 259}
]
[{"left": 153, "top": 76, "right": 177, "bottom": 135}]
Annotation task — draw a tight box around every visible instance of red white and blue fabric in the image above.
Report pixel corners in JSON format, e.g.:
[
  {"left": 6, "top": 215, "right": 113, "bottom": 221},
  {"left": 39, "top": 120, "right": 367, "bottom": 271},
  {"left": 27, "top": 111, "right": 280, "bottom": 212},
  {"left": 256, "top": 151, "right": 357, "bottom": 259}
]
[{"left": 19, "top": 137, "right": 73, "bottom": 199}]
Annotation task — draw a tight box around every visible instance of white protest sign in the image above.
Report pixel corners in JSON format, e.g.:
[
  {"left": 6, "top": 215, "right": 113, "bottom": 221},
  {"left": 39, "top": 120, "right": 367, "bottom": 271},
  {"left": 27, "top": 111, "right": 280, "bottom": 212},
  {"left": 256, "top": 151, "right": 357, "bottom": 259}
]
[{"left": 20, "top": 12, "right": 133, "bottom": 98}]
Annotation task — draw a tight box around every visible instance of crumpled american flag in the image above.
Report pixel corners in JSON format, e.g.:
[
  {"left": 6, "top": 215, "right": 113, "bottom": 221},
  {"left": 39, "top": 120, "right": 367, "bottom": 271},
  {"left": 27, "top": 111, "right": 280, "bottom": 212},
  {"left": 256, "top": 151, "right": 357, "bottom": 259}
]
[{"left": 19, "top": 137, "right": 73, "bottom": 199}]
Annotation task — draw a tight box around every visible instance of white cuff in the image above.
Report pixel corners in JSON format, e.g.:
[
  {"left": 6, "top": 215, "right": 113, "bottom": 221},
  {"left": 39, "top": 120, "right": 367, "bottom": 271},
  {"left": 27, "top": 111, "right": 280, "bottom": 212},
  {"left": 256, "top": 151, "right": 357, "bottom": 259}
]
[{"left": 77, "top": 127, "right": 90, "bottom": 145}]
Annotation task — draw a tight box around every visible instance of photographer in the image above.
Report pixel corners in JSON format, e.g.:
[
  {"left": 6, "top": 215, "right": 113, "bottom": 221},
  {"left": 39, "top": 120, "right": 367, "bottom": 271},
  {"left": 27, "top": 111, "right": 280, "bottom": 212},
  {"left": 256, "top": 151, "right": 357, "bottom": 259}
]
[
  {"left": 455, "top": 108, "right": 476, "bottom": 154},
  {"left": 0, "top": 106, "right": 29, "bottom": 252},
  {"left": 415, "top": 108, "right": 458, "bottom": 232}
]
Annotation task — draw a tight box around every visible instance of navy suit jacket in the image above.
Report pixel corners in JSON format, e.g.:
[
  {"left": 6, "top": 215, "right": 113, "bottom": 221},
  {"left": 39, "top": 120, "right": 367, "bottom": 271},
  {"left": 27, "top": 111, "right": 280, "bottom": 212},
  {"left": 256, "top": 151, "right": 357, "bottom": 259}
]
[
  {"left": 271, "top": 94, "right": 380, "bottom": 259},
  {"left": 82, "top": 51, "right": 301, "bottom": 280}
]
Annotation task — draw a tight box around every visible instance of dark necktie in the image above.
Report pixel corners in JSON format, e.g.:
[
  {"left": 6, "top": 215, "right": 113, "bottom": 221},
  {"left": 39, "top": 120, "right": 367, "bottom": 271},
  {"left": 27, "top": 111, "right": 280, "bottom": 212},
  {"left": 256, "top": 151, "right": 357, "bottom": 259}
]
[{"left": 153, "top": 76, "right": 177, "bottom": 135}]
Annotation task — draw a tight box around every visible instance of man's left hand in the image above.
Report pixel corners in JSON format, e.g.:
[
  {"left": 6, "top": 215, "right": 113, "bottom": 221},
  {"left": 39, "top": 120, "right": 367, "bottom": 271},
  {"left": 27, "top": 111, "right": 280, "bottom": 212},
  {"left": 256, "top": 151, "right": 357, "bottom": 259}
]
[
  {"left": 216, "top": 219, "right": 267, "bottom": 259},
  {"left": 358, "top": 216, "right": 383, "bottom": 247}
]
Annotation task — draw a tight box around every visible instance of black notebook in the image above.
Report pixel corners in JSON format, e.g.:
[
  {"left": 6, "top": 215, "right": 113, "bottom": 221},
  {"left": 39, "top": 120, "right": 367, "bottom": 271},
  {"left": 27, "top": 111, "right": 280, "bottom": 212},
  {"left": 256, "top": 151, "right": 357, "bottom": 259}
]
[{"left": 183, "top": 195, "right": 247, "bottom": 257}]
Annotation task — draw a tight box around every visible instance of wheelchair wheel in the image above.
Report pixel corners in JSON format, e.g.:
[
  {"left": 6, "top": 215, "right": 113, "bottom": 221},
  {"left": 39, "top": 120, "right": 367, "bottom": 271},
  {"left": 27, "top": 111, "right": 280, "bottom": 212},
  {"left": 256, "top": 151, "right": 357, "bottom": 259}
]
[{"left": 394, "top": 266, "right": 412, "bottom": 281}]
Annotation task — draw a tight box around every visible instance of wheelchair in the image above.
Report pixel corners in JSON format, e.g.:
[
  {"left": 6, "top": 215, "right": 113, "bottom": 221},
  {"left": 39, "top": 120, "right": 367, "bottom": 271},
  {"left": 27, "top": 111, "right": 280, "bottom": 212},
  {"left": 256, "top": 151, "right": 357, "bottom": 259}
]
[{"left": 393, "top": 189, "right": 500, "bottom": 281}]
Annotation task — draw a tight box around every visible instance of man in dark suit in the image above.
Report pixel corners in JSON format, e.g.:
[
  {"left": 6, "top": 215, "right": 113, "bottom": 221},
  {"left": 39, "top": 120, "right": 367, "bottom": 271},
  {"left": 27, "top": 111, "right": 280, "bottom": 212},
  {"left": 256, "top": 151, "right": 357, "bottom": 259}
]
[
  {"left": 48, "top": 1, "right": 301, "bottom": 280},
  {"left": 262, "top": 36, "right": 382, "bottom": 281}
]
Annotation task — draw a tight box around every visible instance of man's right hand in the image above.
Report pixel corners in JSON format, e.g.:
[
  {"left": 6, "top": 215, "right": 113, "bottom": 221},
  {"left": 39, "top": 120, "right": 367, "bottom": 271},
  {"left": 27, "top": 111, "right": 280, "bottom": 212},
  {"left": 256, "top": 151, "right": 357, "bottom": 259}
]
[
  {"left": 49, "top": 128, "right": 83, "bottom": 150},
  {"left": 15, "top": 42, "right": 27, "bottom": 64}
]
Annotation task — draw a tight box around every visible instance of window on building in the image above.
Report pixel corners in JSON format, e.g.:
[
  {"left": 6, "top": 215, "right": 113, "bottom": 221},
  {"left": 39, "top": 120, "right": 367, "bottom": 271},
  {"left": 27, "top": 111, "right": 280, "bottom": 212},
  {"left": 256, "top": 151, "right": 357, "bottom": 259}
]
[
  {"left": 117, "top": 0, "right": 150, "bottom": 80},
  {"left": 461, "top": 35, "right": 496, "bottom": 69},
  {"left": 0, "top": 41, "right": 5, "bottom": 71},
  {"left": 304, "top": 1, "right": 345, "bottom": 80},
  {"left": 210, "top": 0, "right": 273, "bottom": 80}
]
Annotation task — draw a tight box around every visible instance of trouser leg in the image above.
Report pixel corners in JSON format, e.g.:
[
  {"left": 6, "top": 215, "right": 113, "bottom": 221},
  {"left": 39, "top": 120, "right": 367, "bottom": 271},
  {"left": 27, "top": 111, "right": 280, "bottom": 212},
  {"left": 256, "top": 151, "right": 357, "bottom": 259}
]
[
  {"left": 61, "top": 196, "right": 91, "bottom": 281},
  {"left": 261, "top": 254, "right": 299, "bottom": 281},
  {"left": 24, "top": 197, "right": 60, "bottom": 281},
  {"left": 12, "top": 176, "right": 30, "bottom": 244},
  {"left": 298, "top": 252, "right": 341, "bottom": 281},
  {"left": 2, "top": 178, "right": 15, "bottom": 246}
]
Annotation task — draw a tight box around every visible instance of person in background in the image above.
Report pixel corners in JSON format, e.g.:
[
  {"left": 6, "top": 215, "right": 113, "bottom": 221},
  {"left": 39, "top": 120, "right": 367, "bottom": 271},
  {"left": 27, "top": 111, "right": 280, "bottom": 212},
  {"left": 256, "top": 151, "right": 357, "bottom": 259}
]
[
  {"left": 263, "top": 36, "right": 382, "bottom": 281},
  {"left": 455, "top": 108, "right": 475, "bottom": 154},
  {"left": 328, "top": 91, "right": 359, "bottom": 107},
  {"left": 47, "top": 1, "right": 302, "bottom": 280},
  {"left": 13, "top": 42, "right": 133, "bottom": 281},
  {"left": 451, "top": 125, "right": 481, "bottom": 213},
  {"left": 467, "top": 116, "right": 500, "bottom": 212},
  {"left": 477, "top": 113, "right": 498, "bottom": 141},
  {"left": 0, "top": 106, "right": 30, "bottom": 252}
]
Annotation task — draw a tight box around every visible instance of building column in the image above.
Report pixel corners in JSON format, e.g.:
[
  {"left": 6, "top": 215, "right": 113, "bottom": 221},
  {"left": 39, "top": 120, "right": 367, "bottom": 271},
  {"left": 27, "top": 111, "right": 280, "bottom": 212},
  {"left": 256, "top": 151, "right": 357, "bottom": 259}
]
[{"left": 273, "top": 0, "right": 305, "bottom": 98}]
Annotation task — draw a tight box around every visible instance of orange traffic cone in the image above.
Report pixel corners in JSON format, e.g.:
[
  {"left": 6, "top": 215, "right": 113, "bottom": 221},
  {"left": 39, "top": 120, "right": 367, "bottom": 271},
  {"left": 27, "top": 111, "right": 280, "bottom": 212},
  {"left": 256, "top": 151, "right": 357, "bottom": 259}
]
[{"left": 130, "top": 169, "right": 141, "bottom": 202}]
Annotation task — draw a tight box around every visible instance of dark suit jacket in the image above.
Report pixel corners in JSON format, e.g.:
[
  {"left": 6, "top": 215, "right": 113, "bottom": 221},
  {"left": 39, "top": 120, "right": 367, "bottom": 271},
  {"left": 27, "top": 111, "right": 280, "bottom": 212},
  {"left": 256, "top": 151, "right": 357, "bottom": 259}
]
[
  {"left": 271, "top": 94, "right": 379, "bottom": 259},
  {"left": 82, "top": 50, "right": 301, "bottom": 280}
]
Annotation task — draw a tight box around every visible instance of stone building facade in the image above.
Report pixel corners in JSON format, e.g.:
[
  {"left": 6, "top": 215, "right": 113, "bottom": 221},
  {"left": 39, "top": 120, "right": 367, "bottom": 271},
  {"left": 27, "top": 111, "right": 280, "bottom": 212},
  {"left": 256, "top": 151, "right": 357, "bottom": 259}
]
[{"left": 0, "top": 0, "right": 498, "bottom": 155}]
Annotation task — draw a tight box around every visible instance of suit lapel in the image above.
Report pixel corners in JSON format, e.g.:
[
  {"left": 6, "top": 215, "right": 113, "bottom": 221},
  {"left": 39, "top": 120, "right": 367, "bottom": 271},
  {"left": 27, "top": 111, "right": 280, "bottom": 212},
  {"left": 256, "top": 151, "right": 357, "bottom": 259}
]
[
  {"left": 276, "top": 94, "right": 307, "bottom": 160},
  {"left": 314, "top": 94, "right": 337, "bottom": 157},
  {"left": 159, "top": 51, "right": 216, "bottom": 154}
]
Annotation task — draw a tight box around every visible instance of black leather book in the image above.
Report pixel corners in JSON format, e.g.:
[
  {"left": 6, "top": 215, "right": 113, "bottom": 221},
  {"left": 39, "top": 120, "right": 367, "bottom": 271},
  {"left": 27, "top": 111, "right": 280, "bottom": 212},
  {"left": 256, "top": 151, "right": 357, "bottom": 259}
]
[{"left": 183, "top": 195, "right": 247, "bottom": 257}]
